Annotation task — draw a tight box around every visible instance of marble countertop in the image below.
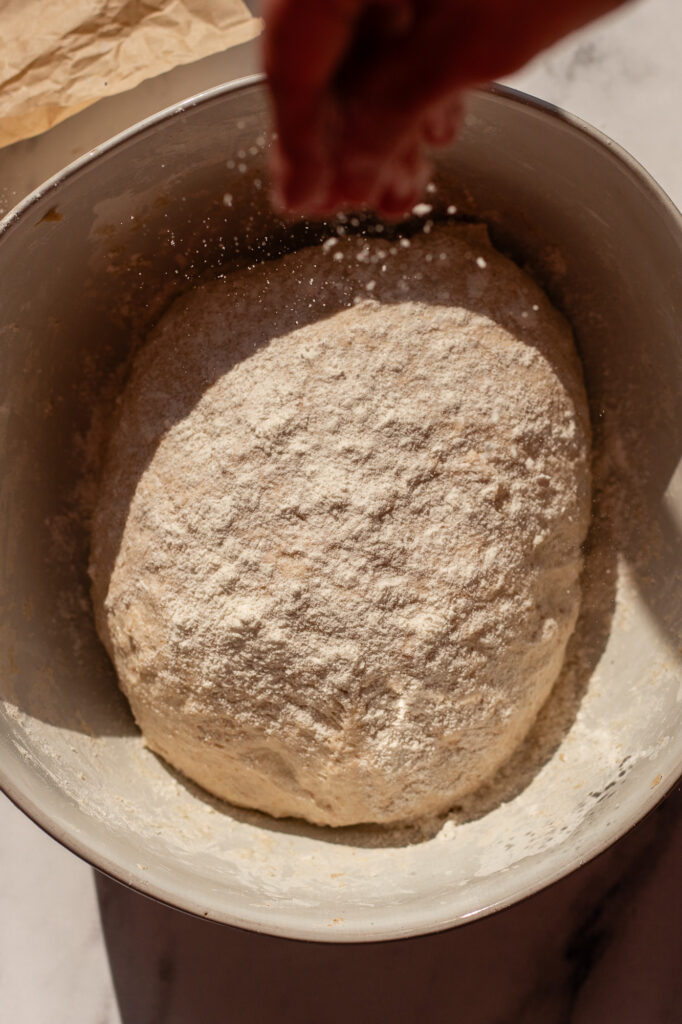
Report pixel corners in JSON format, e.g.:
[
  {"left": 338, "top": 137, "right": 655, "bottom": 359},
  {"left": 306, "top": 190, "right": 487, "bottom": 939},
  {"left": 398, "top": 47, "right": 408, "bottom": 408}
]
[{"left": 1, "top": 1, "right": 681, "bottom": 1021}]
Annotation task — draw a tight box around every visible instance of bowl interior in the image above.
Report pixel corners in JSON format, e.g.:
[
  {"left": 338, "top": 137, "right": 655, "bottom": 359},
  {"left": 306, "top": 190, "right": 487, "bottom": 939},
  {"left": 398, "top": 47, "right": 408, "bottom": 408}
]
[{"left": 1, "top": 80, "right": 681, "bottom": 941}]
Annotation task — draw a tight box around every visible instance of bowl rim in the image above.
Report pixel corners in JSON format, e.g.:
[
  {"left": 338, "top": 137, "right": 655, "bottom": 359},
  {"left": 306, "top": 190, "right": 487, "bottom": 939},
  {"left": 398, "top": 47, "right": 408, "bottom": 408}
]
[
  {"left": 1, "top": 76, "right": 680, "bottom": 238},
  {"left": 1, "top": 75, "right": 681, "bottom": 943}
]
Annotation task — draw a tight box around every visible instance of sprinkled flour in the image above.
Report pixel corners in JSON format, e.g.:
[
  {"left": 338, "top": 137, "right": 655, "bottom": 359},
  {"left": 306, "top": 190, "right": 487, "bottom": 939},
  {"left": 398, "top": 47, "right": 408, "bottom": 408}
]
[{"left": 90, "top": 223, "right": 591, "bottom": 827}]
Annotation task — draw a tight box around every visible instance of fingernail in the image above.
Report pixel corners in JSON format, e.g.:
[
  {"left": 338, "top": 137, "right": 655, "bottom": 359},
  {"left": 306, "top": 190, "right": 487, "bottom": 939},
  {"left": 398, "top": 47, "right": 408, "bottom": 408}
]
[
  {"left": 335, "top": 154, "right": 384, "bottom": 205},
  {"left": 377, "top": 181, "right": 418, "bottom": 220},
  {"left": 271, "top": 160, "right": 328, "bottom": 215}
]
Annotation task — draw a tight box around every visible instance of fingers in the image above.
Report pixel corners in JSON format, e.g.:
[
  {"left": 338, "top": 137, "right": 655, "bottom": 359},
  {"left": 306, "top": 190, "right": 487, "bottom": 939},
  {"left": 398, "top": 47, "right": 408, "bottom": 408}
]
[
  {"left": 264, "top": 0, "right": 362, "bottom": 93},
  {"left": 320, "top": 0, "right": 609, "bottom": 211},
  {"left": 317, "top": 4, "right": 464, "bottom": 212},
  {"left": 264, "top": 0, "right": 363, "bottom": 210},
  {"left": 264, "top": 0, "right": 628, "bottom": 216},
  {"left": 375, "top": 143, "right": 431, "bottom": 219},
  {"left": 265, "top": 0, "right": 430, "bottom": 214}
]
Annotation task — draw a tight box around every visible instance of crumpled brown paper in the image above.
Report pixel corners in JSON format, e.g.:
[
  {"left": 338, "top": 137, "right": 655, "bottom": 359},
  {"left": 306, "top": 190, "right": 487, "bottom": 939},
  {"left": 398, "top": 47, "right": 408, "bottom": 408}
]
[{"left": 0, "top": 0, "right": 261, "bottom": 148}]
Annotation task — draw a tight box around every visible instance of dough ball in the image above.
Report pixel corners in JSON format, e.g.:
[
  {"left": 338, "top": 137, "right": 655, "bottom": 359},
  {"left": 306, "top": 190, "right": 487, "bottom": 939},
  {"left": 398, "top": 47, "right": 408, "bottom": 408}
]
[{"left": 90, "top": 224, "right": 591, "bottom": 827}]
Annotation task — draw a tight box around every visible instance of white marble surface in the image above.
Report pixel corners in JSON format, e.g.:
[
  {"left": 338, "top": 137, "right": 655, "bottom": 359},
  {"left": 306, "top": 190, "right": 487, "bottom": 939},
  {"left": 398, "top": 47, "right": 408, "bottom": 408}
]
[{"left": 1, "top": 1, "right": 681, "bottom": 1021}]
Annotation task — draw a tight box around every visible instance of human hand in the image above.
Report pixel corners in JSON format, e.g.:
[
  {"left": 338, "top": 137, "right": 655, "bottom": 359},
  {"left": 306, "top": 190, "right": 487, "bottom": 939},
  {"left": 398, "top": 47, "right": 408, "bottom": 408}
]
[{"left": 264, "top": 0, "right": 625, "bottom": 216}]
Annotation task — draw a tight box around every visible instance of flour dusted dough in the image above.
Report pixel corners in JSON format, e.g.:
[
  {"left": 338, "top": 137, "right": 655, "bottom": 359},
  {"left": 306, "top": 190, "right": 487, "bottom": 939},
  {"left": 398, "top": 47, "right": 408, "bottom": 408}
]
[{"left": 90, "top": 223, "right": 591, "bottom": 827}]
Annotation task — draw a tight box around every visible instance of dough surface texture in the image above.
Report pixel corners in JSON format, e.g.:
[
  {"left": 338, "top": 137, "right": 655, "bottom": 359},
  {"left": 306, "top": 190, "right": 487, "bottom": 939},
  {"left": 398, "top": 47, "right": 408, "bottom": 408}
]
[{"left": 90, "top": 223, "right": 591, "bottom": 827}]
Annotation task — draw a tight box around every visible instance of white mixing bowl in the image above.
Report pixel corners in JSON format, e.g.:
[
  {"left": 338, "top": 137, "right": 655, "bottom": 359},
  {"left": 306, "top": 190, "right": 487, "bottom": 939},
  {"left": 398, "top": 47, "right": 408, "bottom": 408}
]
[{"left": 0, "top": 79, "right": 680, "bottom": 941}]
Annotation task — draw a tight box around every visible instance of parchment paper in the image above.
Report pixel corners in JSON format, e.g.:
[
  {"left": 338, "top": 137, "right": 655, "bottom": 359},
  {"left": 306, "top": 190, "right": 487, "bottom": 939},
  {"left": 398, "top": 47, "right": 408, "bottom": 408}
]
[{"left": 0, "top": 0, "right": 261, "bottom": 148}]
